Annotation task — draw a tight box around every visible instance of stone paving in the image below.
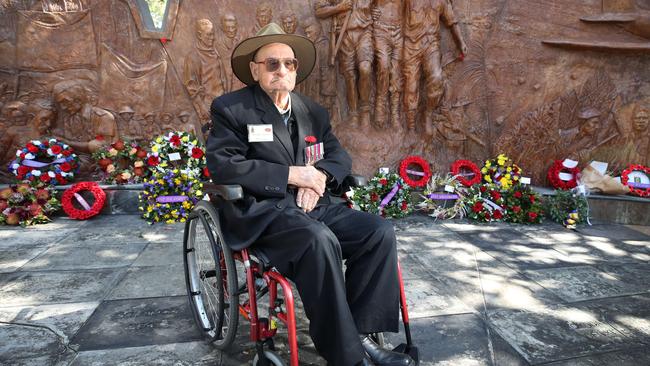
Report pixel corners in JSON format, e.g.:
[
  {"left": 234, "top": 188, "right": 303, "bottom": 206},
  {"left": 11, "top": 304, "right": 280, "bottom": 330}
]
[{"left": 1, "top": 215, "right": 649, "bottom": 365}]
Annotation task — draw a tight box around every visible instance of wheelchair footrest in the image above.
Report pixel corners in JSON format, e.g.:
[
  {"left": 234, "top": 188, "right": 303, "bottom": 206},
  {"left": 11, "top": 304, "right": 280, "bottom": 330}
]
[{"left": 393, "top": 344, "right": 420, "bottom": 366}]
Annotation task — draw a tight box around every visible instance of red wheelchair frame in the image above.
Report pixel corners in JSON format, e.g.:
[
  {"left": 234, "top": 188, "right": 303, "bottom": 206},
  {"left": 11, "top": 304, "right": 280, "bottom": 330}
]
[{"left": 183, "top": 183, "right": 419, "bottom": 365}]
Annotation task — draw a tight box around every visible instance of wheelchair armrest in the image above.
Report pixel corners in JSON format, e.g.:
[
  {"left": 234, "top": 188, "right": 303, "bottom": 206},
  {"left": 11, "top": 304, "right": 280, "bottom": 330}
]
[
  {"left": 343, "top": 174, "right": 367, "bottom": 188},
  {"left": 202, "top": 182, "right": 244, "bottom": 201}
]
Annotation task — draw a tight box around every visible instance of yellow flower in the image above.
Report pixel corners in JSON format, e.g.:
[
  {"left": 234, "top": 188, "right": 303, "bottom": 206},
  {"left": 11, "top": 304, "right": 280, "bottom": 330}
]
[
  {"left": 181, "top": 135, "right": 189, "bottom": 142},
  {"left": 109, "top": 148, "right": 118, "bottom": 156},
  {"left": 180, "top": 218, "right": 186, "bottom": 223},
  {"left": 195, "top": 190, "right": 203, "bottom": 197},
  {"left": 156, "top": 137, "right": 163, "bottom": 143},
  {"left": 505, "top": 174, "right": 511, "bottom": 179},
  {"left": 182, "top": 201, "right": 192, "bottom": 209},
  {"left": 513, "top": 176, "right": 519, "bottom": 181},
  {"left": 160, "top": 162, "right": 168, "bottom": 168},
  {"left": 484, "top": 175, "right": 492, "bottom": 183},
  {"left": 500, "top": 177, "right": 510, "bottom": 189},
  {"left": 507, "top": 167, "right": 512, "bottom": 172},
  {"left": 147, "top": 206, "right": 153, "bottom": 212},
  {"left": 174, "top": 178, "right": 181, "bottom": 185},
  {"left": 481, "top": 167, "right": 488, "bottom": 174},
  {"left": 497, "top": 159, "right": 505, "bottom": 166},
  {"left": 151, "top": 145, "right": 159, "bottom": 153},
  {"left": 485, "top": 161, "right": 491, "bottom": 167},
  {"left": 173, "top": 169, "right": 179, "bottom": 174},
  {"left": 166, "top": 219, "right": 174, "bottom": 224}
]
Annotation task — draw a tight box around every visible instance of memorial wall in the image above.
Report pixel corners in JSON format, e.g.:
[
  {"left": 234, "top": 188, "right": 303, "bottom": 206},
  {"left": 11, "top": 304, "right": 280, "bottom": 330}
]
[{"left": 0, "top": 0, "right": 648, "bottom": 183}]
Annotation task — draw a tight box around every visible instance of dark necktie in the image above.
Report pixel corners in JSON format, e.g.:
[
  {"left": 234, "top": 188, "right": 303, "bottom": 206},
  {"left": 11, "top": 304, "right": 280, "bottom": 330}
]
[{"left": 286, "top": 112, "right": 299, "bottom": 156}]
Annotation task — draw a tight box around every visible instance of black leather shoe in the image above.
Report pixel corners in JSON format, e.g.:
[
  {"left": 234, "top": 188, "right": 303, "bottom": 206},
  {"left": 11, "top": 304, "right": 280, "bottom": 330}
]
[{"left": 360, "top": 336, "right": 414, "bottom": 366}]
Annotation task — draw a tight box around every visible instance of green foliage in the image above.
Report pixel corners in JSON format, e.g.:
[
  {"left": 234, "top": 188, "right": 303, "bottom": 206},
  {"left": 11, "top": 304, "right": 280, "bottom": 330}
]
[
  {"left": 543, "top": 189, "right": 588, "bottom": 224},
  {"left": 144, "top": 0, "right": 167, "bottom": 29},
  {"left": 462, "top": 183, "right": 543, "bottom": 224},
  {"left": 352, "top": 172, "right": 412, "bottom": 219}
]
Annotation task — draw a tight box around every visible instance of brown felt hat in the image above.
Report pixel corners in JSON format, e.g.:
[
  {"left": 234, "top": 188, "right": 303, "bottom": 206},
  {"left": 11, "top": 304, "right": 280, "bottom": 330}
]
[{"left": 231, "top": 22, "right": 316, "bottom": 86}]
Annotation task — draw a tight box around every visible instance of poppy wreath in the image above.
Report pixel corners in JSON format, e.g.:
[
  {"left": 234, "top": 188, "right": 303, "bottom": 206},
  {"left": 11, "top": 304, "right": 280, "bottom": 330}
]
[
  {"left": 546, "top": 160, "right": 580, "bottom": 190},
  {"left": 481, "top": 153, "right": 522, "bottom": 190},
  {"left": 463, "top": 183, "right": 543, "bottom": 223},
  {"left": 146, "top": 131, "right": 209, "bottom": 180},
  {"left": 399, "top": 155, "right": 432, "bottom": 188},
  {"left": 0, "top": 183, "right": 60, "bottom": 226},
  {"left": 450, "top": 159, "right": 481, "bottom": 187},
  {"left": 351, "top": 171, "right": 412, "bottom": 219},
  {"left": 92, "top": 139, "right": 149, "bottom": 184},
  {"left": 139, "top": 169, "right": 204, "bottom": 224},
  {"left": 418, "top": 173, "right": 468, "bottom": 220},
  {"left": 620, "top": 164, "right": 650, "bottom": 197},
  {"left": 61, "top": 181, "right": 106, "bottom": 220},
  {"left": 9, "top": 138, "right": 78, "bottom": 185}
]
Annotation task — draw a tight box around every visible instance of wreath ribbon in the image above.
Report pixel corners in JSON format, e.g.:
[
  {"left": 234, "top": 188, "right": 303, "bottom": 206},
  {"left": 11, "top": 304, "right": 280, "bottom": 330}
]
[
  {"left": 379, "top": 183, "right": 400, "bottom": 210},
  {"left": 156, "top": 195, "right": 189, "bottom": 203},
  {"left": 628, "top": 182, "right": 650, "bottom": 189},
  {"left": 73, "top": 193, "right": 92, "bottom": 210},
  {"left": 405, "top": 169, "right": 426, "bottom": 176},
  {"left": 427, "top": 193, "right": 459, "bottom": 200},
  {"left": 15, "top": 158, "right": 67, "bottom": 168}
]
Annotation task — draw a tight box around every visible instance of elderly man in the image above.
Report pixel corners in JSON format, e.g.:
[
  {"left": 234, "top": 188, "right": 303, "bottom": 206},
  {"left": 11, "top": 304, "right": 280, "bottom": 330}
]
[{"left": 206, "top": 23, "right": 413, "bottom": 366}]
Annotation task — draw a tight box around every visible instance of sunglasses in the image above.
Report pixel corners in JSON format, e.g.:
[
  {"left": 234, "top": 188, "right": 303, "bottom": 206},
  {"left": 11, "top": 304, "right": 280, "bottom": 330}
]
[{"left": 253, "top": 57, "right": 299, "bottom": 72}]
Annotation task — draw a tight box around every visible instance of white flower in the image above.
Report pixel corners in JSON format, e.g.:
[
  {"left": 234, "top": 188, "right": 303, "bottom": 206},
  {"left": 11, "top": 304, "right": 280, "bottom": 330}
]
[
  {"left": 47, "top": 148, "right": 53, "bottom": 155},
  {"left": 32, "top": 170, "right": 42, "bottom": 177},
  {"left": 32, "top": 140, "right": 42, "bottom": 146},
  {"left": 49, "top": 138, "right": 57, "bottom": 144},
  {"left": 48, "top": 171, "right": 56, "bottom": 177},
  {"left": 24, "top": 153, "right": 35, "bottom": 160},
  {"left": 12, "top": 163, "right": 19, "bottom": 170},
  {"left": 15, "top": 150, "right": 21, "bottom": 157}
]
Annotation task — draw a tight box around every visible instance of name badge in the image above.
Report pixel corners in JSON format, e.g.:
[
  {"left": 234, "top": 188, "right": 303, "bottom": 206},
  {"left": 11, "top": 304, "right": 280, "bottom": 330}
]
[{"left": 248, "top": 124, "right": 273, "bottom": 142}]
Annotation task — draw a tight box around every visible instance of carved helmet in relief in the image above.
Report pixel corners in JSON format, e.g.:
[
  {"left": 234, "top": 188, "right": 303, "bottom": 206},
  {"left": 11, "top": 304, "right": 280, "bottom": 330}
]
[{"left": 231, "top": 23, "right": 316, "bottom": 86}]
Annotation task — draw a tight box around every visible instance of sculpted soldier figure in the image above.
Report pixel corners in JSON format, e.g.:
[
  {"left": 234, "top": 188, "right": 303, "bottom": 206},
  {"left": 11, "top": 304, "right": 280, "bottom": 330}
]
[
  {"left": 316, "top": 0, "right": 374, "bottom": 128},
  {"left": 184, "top": 19, "right": 226, "bottom": 123},
  {"left": 372, "top": 0, "right": 403, "bottom": 128},
  {"left": 631, "top": 106, "right": 649, "bottom": 164},
  {"left": 403, "top": 0, "right": 467, "bottom": 134},
  {"left": 303, "top": 18, "right": 337, "bottom": 114},
  {"left": 281, "top": 11, "right": 298, "bottom": 34},
  {"left": 250, "top": 2, "right": 273, "bottom": 36},
  {"left": 216, "top": 13, "right": 243, "bottom": 92}
]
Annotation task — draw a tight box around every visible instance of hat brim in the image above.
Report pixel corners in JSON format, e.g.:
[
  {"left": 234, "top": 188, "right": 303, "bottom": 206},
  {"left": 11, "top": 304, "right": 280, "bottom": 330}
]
[{"left": 231, "top": 33, "right": 316, "bottom": 86}]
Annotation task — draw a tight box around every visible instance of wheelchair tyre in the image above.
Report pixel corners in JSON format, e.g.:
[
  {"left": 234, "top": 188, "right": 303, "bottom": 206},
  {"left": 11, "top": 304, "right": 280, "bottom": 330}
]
[
  {"left": 183, "top": 200, "right": 239, "bottom": 349},
  {"left": 252, "top": 351, "right": 286, "bottom": 366}
]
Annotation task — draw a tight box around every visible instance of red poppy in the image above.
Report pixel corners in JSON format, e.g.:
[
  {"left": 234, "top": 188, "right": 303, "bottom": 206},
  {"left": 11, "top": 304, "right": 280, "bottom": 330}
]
[
  {"left": 379, "top": 178, "right": 388, "bottom": 186},
  {"left": 112, "top": 140, "right": 125, "bottom": 150},
  {"left": 27, "top": 143, "right": 39, "bottom": 153},
  {"left": 490, "top": 191, "right": 501, "bottom": 201},
  {"left": 493, "top": 210, "right": 503, "bottom": 220},
  {"left": 528, "top": 212, "right": 538, "bottom": 221},
  {"left": 60, "top": 162, "right": 72, "bottom": 172},
  {"left": 203, "top": 166, "right": 211, "bottom": 177},
  {"left": 472, "top": 201, "right": 483, "bottom": 213},
  {"left": 484, "top": 212, "right": 491, "bottom": 220},
  {"left": 40, "top": 174, "right": 51, "bottom": 183},
  {"left": 62, "top": 150, "right": 72, "bottom": 156},
  {"left": 480, "top": 185, "right": 487, "bottom": 193},
  {"left": 43, "top": 141, "right": 49, "bottom": 147},
  {"left": 305, "top": 135, "right": 317, "bottom": 144},
  {"left": 514, "top": 191, "right": 522, "bottom": 199},
  {"left": 191, "top": 147, "right": 204, "bottom": 159},
  {"left": 147, "top": 156, "right": 160, "bottom": 166},
  {"left": 401, "top": 201, "right": 408, "bottom": 210},
  {"left": 370, "top": 193, "right": 379, "bottom": 202},
  {"left": 529, "top": 195, "right": 535, "bottom": 203},
  {"left": 170, "top": 135, "right": 181, "bottom": 147},
  {"left": 513, "top": 205, "right": 522, "bottom": 213},
  {"left": 49, "top": 145, "right": 62, "bottom": 155},
  {"left": 17, "top": 166, "right": 29, "bottom": 176},
  {"left": 55, "top": 174, "right": 66, "bottom": 185}
]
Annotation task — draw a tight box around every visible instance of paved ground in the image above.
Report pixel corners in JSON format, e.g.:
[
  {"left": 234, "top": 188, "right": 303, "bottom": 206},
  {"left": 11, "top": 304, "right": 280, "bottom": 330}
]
[{"left": 1, "top": 215, "right": 649, "bottom": 366}]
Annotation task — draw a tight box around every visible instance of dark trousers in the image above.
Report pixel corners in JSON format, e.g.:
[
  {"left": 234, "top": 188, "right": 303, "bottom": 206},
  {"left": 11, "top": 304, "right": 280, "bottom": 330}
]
[{"left": 254, "top": 201, "right": 400, "bottom": 366}]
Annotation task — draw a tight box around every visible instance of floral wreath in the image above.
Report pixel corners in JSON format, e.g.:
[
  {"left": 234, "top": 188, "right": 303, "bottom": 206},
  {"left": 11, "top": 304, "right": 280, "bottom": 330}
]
[
  {"left": 61, "top": 182, "right": 106, "bottom": 220},
  {"left": 146, "top": 131, "right": 209, "bottom": 180},
  {"left": 547, "top": 160, "right": 580, "bottom": 190},
  {"left": 139, "top": 169, "right": 204, "bottom": 224},
  {"left": 351, "top": 171, "right": 412, "bottom": 218},
  {"left": 93, "top": 139, "right": 149, "bottom": 184},
  {"left": 463, "top": 184, "right": 542, "bottom": 223},
  {"left": 417, "top": 173, "right": 468, "bottom": 220},
  {"left": 9, "top": 138, "right": 78, "bottom": 185},
  {"left": 621, "top": 164, "right": 650, "bottom": 197},
  {"left": 450, "top": 159, "right": 481, "bottom": 187},
  {"left": 0, "top": 183, "right": 60, "bottom": 226},
  {"left": 399, "top": 156, "right": 432, "bottom": 188},
  {"left": 481, "top": 154, "right": 521, "bottom": 190}
]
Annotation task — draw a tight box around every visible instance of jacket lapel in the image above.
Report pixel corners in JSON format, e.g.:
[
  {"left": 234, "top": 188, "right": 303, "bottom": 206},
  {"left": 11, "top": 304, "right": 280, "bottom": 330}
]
[
  {"left": 291, "top": 93, "right": 312, "bottom": 166},
  {"left": 254, "top": 86, "right": 295, "bottom": 163}
]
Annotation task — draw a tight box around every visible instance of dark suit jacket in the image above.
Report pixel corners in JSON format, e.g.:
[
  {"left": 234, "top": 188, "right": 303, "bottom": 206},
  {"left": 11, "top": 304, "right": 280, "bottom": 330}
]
[{"left": 206, "top": 84, "right": 352, "bottom": 250}]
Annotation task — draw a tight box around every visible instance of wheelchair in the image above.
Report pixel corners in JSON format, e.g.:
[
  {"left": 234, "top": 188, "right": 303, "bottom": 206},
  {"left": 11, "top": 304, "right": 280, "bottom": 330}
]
[{"left": 183, "top": 178, "right": 419, "bottom": 365}]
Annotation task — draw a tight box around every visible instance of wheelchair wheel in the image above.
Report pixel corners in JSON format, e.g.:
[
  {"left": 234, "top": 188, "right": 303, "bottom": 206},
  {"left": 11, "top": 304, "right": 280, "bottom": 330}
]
[
  {"left": 370, "top": 332, "right": 385, "bottom": 348},
  {"left": 184, "top": 201, "right": 239, "bottom": 349},
  {"left": 252, "top": 350, "right": 286, "bottom": 366}
]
